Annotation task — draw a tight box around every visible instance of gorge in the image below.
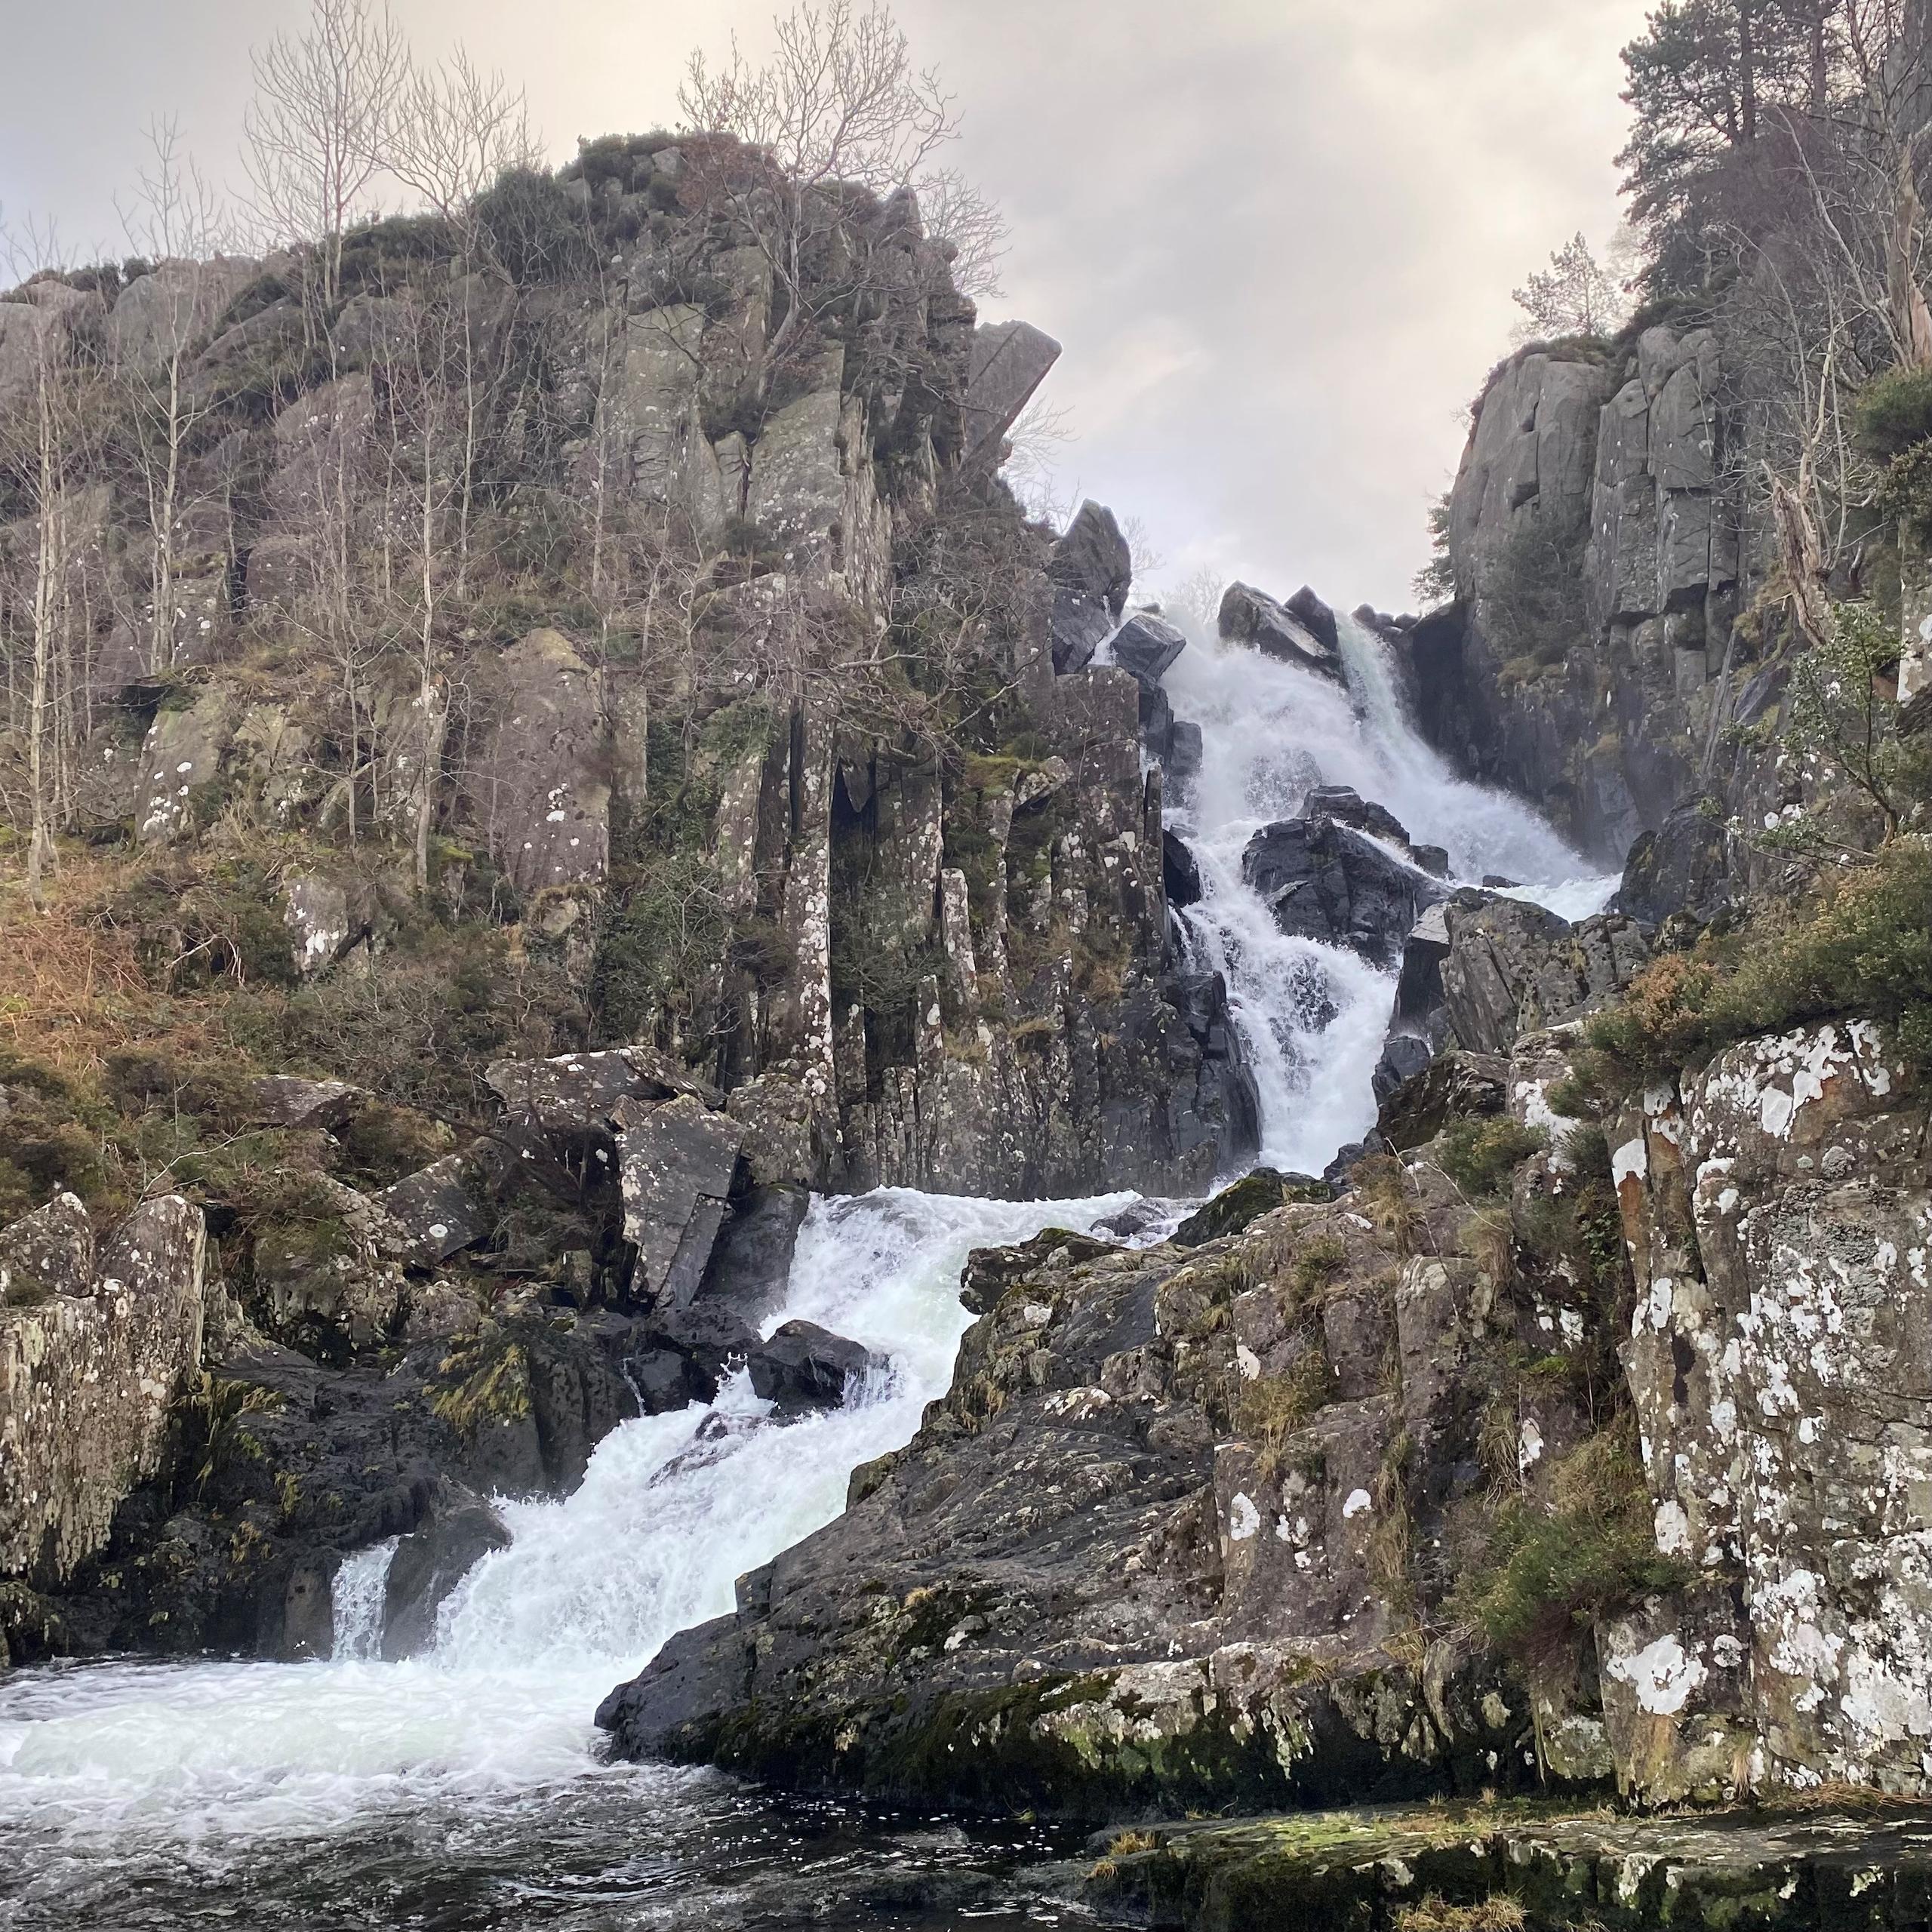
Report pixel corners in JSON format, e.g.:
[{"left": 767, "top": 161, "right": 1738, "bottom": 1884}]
[{"left": 8, "top": 3, "right": 1932, "bottom": 1927}]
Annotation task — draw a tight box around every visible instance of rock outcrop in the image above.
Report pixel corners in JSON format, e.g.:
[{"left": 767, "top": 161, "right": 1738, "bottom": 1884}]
[{"left": 0, "top": 1195, "right": 205, "bottom": 1590}]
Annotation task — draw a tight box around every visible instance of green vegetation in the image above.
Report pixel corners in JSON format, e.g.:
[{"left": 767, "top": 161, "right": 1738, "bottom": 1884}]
[
  {"left": 1854, "top": 366, "right": 1932, "bottom": 463},
  {"left": 1586, "top": 838, "right": 1932, "bottom": 1080},
  {"left": 1438, "top": 1118, "right": 1546, "bottom": 1197},
  {"left": 1457, "top": 1420, "right": 1691, "bottom": 1660}
]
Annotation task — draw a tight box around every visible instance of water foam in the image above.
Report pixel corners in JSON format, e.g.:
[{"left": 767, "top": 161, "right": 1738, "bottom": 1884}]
[{"left": 0, "top": 1188, "right": 1132, "bottom": 1856}]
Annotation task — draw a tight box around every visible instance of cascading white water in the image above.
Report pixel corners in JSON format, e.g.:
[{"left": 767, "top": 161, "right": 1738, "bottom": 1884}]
[
  {"left": 1161, "top": 610, "right": 1616, "bottom": 1171},
  {"left": 328, "top": 1539, "right": 398, "bottom": 1663},
  {"left": 0, "top": 1187, "right": 1132, "bottom": 1858}
]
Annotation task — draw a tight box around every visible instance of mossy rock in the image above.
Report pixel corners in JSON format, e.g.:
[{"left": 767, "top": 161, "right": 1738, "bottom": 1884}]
[{"left": 1174, "top": 1169, "right": 1328, "bottom": 1247}]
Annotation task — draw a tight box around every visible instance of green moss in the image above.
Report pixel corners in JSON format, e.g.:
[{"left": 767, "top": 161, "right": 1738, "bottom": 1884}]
[{"left": 1174, "top": 1169, "right": 1327, "bottom": 1247}]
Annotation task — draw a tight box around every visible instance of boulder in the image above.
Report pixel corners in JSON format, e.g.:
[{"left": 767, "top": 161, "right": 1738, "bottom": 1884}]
[
  {"left": 376, "top": 1146, "right": 509, "bottom": 1269},
  {"left": 1286, "top": 585, "right": 1341, "bottom": 658},
  {"left": 1173, "top": 1168, "right": 1328, "bottom": 1246},
  {"left": 249, "top": 1075, "right": 362, "bottom": 1132},
  {"left": 616, "top": 1096, "right": 747, "bottom": 1307},
  {"left": 381, "top": 1497, "right": 512, "bottom": 1658},
  {"left": 1441, "top": 895, "right": 1648, "bottom": 1055},
  {"left": 747, "top": 1320, "right": 888, "bottom": 1413},
  {"left": 1047, "top": 502, "right": 1131, "bottom": 675},
  {"left": 1242, "top": 816, "right": 1447, "bottom": 967},
  {"left": 483, "top": 1046, "right": 715, "bottom": 1134},
  {"left": 697, "top": 1183, "right": 811, "bottom": 1330},
  {"left": 961, "top": 320, "right": 1062, "bottom": 475},
  {"left": 1303, "top": 785, "right": 1414, "bottom": 850},
  {"left": 1615, "top": 798, "right": 1734, "bottom": 931},
  {"left": 1377, "top": 1051, "right": 1510, "bottom": 1152},
  {"left": 0, "top": 1194, "right": 205, "bottom": 1583},
  {"left": 0, "top": 1192, "right": 94, "bottom": 1306},
  {"left": 283, "top": 873, "right": 357, "bottom": 978},
  {"left": 1163, "top": 829, "right": 1203, "bottom": 910},
  {"left": 463, "top": 629, "right": 611, "bottom": 896},
  {"left": 1217, "top": 581, "right": 1341, "bottom": 679},
  {"left": 1109, "top": 611, "right": 1188, "bottom": 687}
]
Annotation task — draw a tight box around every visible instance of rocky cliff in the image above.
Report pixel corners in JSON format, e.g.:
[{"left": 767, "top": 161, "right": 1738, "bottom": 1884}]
[{"left": 0, "top": 136, "right": 1252, "bottom": 1663}]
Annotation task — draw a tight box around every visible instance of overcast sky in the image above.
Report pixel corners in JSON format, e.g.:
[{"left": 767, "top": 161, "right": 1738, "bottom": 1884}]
[{"left": 0, "top": 0, "right": 1647, "bottom": 611}]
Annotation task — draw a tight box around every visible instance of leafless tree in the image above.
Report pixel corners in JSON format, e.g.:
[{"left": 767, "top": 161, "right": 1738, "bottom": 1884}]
[
  {"left": 242, "top": 0, "right": 408, "bottom": 312},
  {"left": 677, "top": 2, "right": 965, "bottom": 377},
  {"left": 918, "top": 164, "right": 1008, "bottom": 300},
  {"left": 115, "top": 121, "right": 240, "bottom": 674},
  {"left": 388, "top": 48, "right": 540, "bottom": 244}
]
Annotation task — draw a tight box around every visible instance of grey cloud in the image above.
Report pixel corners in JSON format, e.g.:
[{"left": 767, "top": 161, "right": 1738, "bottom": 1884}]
[{"left": 2, "top": 0, "right": 1647, "bottom": 607}]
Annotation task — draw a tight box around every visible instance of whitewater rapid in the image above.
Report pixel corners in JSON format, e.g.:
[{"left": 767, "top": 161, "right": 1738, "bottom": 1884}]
[
  {"left": 0, "top": 596, "right": 1611, "bottom": 1907},
  {"left": 0, "top": 1189, "right": 1132, "bottom": 1860},
  {"left": 1159, "top": 609, "right": 1614, "bottom": 1173}
]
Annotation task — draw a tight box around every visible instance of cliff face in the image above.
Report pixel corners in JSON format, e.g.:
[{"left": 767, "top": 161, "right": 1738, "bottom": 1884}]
[
  {"left": 0, "top": 140, "right": 1255, "bottom": 1662},
  {"left": 1410, "top": 324, "right": 1792, "bottom": 869}
]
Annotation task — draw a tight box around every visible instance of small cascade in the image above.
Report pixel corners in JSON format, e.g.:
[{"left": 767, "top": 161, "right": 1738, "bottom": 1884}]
[
  {"left": 328, "top": 1540, "right": 398, "bottom": 1663},
  {"left": 1161, "top": 608, "right": 1614, "bottom": 1170}
]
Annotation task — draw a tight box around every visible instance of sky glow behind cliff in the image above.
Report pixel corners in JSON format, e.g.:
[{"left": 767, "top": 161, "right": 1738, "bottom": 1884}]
[{"left": 0, "top": 0, "right": 1643, "bottom": 611}]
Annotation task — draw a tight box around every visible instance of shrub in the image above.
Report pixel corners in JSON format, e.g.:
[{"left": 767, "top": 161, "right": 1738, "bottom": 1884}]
[
  {"left": 1587, "top": 838, "right": 1932, "bottom": 1081},
  {"left": 1853, "top": 365, "right": 1932, "bottom": 461},
  {"left": 472, "top": 168, "right": 596, "bottom": 285},
  {"left": 1457, "top": 1419, "right": 1691, "bottom": 1659},
  {"left": 1474, "top": 512, "right": 1586, "bottom": 679},
  {"left": 1438, "top": 1118, "right": 1546, "bottom": 1196}
]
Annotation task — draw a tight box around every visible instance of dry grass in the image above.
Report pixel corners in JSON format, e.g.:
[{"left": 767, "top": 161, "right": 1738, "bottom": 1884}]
[
  {"left": 0, "top": 856, "right": 162, "bottom": 1076},
  {"left": 1392, "top": 1894, "right": 1527, "bottom": 1932}
]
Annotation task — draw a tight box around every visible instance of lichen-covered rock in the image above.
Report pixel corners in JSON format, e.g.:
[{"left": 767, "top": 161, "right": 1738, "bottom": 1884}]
[
  {"left": 1440, "top": 894, "right": 1647, "bottom": 1055},
  {"left": 1612, "top": 1020, "right": 1932, "bottom": 1801},
  {"left": 0, "top": 1193, "right": 95, "bottom": 1306},
  {"left": 135, "top": 687, "right": 236, "bottom": 844},
  {"left": 248, "top": 1075, "right": 362, "bottom": 1132},
  {"left": 616, "top": 1095, "right": 747, "bottom": 1308},
  {"left": 598, "top": 1160, "right": 1595, "bottom": 1814},
  {"left": 0, "top": 1195, "right": 205, "bottom": 1585},
  {"left": 482, "top": 1046, "right": 714, "bottom": 1134},
  {"left": 464, "top": 628, "right": 610, "bottom": 896}
]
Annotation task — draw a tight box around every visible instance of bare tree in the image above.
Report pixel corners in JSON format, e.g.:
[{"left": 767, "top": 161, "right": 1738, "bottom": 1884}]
[
  {"left": 677, "top": 1, "right": 964, "bottom": 377},
  {"left": 115, "top": 121, "right": 239, "bottom": 674},
  {"left": 388, "top": 48, "right": 540, "bottom": 243},
  {"left": 917, "top": 164, "right": 1008, "bottom": 300},
  {"left": 242, "top": 0, "right": 408, "bottom": 312}
]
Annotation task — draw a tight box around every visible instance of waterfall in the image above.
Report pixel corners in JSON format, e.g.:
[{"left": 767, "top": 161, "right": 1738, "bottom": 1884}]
[
  {"left": 1161, "top": 610, "right": 1614, "bottom": 1171},
  {"left": 0, "top": 1188, "right": 1134, "bottom": 1854},
  {"left": 328, "top": 1540, "right": 398, "bottom": 1663},
  {"left": 0, "top": 605, "right": 1610, "bottom": 1900}
]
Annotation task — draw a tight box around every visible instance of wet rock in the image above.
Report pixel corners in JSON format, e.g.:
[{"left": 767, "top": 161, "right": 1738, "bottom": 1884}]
[
  {"left": 281, "top": 1555, "right": 337, "bottom": 1661},
  {"left": 747, "top": 1320, "right": 888, "bottom": 1414},
  {"left": 1217, "top": 581, "right": 1342, "bottom": 679},
  {"left": 697, "top": 1183, "right": 811, "bottom": 1330},
  {"left": 1285, "top": 585, "right": 1341, "bottom": 658},
  {"left": 1109, "top": 611, "right": 1188, "bottom": 686},
  {"left": 381, "top": 1497, "right": 512, "bottom": 1659},
  {"left": 616, "top": 1096, "right": 747, "bottom": 1308},
  {"left": 1164, "top": 829, "right": 1203, "bottom": 909},
  {"left": 1243, "top": 815, "right": 1447, "bottom": 967},
  {"left": 1303, "top": 785, "right": 1412, "bottom": 849},
  {"left": 1174, "top": 1168, "right": 1329, "bottom": 1245},
  {"left": 1047, "top": 501, "right": 1131, "bottom": 674}
]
